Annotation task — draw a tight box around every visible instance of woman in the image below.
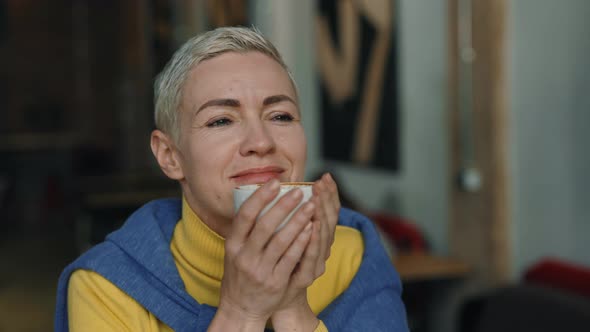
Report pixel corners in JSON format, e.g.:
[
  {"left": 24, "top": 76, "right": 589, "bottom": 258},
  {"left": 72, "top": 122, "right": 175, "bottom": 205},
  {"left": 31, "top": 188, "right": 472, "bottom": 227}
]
[{"left": 55, "top": 27, "right": 408, "bottom": 332}]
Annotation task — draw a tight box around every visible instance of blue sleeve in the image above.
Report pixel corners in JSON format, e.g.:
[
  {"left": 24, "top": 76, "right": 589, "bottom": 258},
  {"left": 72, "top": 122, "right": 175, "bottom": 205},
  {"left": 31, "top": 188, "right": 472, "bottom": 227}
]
[
  {"left": 343, "top": 286, "right": 409, "bottom": 331},
  {"left": 320, "top": 208, "right": 410, "bottom": 331}
]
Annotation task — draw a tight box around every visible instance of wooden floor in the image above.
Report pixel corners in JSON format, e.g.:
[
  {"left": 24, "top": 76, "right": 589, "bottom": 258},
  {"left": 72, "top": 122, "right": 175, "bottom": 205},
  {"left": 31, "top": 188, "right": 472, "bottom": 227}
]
[{"left": 0, "top": 229, "right": 78, "bottom": 331}]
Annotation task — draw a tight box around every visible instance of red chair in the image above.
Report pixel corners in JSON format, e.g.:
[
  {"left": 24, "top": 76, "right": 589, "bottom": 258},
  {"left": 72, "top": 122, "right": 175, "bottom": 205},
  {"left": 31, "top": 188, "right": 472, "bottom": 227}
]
[
  {"left": 370, "top": 213, "right": 428, "bottom": 253},
  {"left": 524, "top": 258, "right": 590, "bottom": 299}
]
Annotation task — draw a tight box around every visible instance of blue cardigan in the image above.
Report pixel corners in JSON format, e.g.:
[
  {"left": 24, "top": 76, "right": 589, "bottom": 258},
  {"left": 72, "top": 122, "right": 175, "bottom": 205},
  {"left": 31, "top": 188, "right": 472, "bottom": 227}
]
[{"left": 55, "top": 198, "right": 409, "bottom": 331}]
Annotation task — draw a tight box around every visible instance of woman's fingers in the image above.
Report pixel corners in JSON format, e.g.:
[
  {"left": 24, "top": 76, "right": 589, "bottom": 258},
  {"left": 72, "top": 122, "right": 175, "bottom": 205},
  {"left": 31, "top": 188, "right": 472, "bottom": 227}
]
[
  {"left": 311, "top": 173, "right": 341, "bottom": 272},
  {"left": 271, "top": 218, "right": 321, "bottom": 314},
  {"left": 294, "top": 219, "right": 323, "bottom": 284},
  {"left": 247, "top": 187, "right": 306, "bottom": 253},
  {"left": 323, "top": 174, "right": 340, "bottom": 258},
  {"left": 312, "top": 197, "right": 327, "bottom": 262},
  {"left": 262, "top": 200, "right": 315, "bottom": 267},
  {"left": 230, "top": 179, "right": 280, "bottom": 245},
  {"left": 274, "top": 221, "right": 314, "bottom": 278},
  {"left": 313, "top": 177, "right": 329, "bottom": 253}
]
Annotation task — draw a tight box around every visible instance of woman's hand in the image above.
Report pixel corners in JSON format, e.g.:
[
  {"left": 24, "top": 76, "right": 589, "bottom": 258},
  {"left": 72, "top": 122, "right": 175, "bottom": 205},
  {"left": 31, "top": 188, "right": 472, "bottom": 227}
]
[
  {"left": 210, "top": 179, "right": 316, "bottom": 331},
  {"left": 270, "top": 173, "right": 341, "bottom": 330},
  {"left": 311, "top": 173, "right": 340, "bottom": 272}
]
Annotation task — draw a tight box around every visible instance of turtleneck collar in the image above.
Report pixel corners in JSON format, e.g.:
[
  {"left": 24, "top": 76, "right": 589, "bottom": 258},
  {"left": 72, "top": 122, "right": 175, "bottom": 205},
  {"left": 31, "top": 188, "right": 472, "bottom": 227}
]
[{"left": 173, "top": 197, "right": 226, "bottom": 282}]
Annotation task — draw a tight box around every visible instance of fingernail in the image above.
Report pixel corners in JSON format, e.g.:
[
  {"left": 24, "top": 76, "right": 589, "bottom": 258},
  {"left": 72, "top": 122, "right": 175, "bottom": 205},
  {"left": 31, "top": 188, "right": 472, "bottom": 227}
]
[
  {"left": 290, "top": 188, "right": 303, "bottom": 199},
  {"left": 267, "top": 179, "right": 280, "bottom": 191},
  {"left": 303, "top": 202, "right": 315, "bottom": 213}
]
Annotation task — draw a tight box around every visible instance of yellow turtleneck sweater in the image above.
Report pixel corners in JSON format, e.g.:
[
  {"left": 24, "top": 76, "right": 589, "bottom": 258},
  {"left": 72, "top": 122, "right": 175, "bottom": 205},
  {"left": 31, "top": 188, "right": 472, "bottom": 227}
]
[{"left": 68, "top": 199, "right": 364, "bottom": 331}]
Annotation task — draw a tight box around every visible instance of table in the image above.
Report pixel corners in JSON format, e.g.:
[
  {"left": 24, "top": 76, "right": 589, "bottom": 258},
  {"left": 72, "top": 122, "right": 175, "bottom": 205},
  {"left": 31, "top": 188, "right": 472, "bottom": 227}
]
[{"left": 393, "top": 252, "right": 471, "bottom": 282}]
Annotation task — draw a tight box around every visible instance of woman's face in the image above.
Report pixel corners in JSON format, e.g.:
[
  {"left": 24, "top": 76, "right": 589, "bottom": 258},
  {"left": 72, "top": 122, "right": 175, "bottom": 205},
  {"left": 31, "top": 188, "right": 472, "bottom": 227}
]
[{"left": 175, "top": 51, "right": 307, "bottom": 235}]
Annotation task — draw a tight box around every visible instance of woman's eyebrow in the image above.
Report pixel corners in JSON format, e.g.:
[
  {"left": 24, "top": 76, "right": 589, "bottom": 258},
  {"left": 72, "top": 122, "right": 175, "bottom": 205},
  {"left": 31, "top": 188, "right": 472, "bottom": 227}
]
[
  {"left": 263, "top": 94, "right": 296, "bottom": 106},
  {"left": 195, "top": 95, "right": 296, "bottom": 115},
  {"left": 196, "top": 98, "right": 241, "bottom": 113}
]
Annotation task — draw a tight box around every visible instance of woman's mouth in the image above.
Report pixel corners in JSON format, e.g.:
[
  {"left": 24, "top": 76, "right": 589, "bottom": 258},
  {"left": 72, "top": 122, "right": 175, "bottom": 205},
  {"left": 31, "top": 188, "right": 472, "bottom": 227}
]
[{"left": 231, "top": 166, "right": 285, "bottom": 185}]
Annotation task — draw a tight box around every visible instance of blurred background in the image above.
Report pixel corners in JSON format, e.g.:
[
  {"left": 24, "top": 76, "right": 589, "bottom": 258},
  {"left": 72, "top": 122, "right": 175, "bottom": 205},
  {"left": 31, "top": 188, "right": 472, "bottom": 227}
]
[{"left": 0, "top": 0, "right": 589, "bottom": 331}]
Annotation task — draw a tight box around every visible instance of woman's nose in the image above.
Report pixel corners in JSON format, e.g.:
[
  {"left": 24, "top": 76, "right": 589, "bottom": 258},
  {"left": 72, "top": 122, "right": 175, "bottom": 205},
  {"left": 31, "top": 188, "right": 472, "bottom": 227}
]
[{"left": 239, "top": 121, "right": 276, "bottom": 156}]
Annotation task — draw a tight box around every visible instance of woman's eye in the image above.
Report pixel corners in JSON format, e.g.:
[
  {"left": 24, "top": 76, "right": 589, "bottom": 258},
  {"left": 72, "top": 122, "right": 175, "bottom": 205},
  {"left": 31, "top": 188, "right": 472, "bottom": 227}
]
[
  {"left": 271, "top": 113, "right": 294, "bottom": 122},
  {"left": 206, "top": 118, "right": 233, "bottom": 127}
]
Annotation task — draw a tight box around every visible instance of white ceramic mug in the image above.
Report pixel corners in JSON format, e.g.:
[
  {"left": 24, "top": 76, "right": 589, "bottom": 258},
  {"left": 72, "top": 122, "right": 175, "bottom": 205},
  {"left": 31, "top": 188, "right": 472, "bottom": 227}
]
[{"left": 233, "top": 182, "right": 313, "bottom": 232}]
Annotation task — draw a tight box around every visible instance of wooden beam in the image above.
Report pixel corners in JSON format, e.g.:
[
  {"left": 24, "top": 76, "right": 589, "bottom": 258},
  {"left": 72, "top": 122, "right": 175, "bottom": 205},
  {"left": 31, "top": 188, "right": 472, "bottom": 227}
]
[{"left": 448, "top": 0, "right": 511, "bottom": 283}]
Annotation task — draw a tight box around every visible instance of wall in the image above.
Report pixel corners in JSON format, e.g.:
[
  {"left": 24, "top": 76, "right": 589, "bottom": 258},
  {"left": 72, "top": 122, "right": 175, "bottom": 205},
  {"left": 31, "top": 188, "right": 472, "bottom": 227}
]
[
  {"left": 256, "top": 0, "right": 590, "bottom": 272},
  {"left": 255, "top": 0, "right": 450, "bottom": 254},
  {"left": 509, "top": 0, "right": 590, "bottom": 275}
]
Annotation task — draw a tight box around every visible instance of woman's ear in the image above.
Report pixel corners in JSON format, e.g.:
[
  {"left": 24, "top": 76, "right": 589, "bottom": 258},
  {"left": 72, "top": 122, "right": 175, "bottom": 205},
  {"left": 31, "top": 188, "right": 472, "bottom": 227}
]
[{"left": 150, "top": 130, "right": 184, "bottom": 180}]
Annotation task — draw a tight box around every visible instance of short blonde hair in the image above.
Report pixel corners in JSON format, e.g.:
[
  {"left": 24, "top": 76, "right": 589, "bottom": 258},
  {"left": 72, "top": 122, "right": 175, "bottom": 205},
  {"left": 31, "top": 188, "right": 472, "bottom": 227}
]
[{"left": 154, "top": 26, "right": 297, "bottom": 143}]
